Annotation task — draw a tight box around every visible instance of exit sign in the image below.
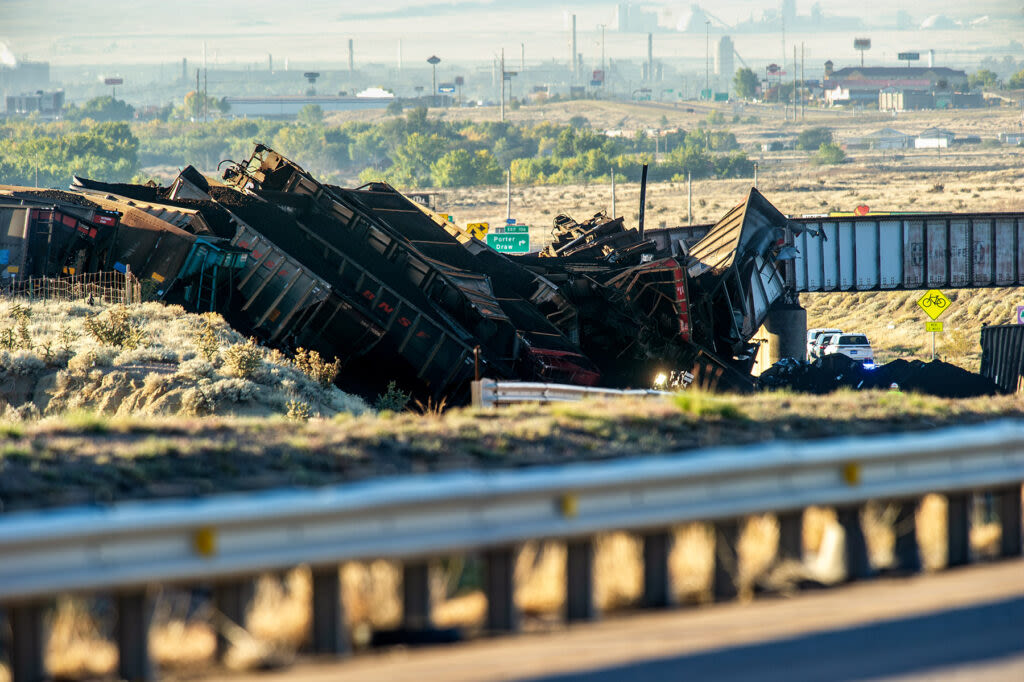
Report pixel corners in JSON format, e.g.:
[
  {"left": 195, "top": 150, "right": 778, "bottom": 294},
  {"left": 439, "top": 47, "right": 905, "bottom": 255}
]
[{"left": 486, "top": 234, "right": 530, "bottom": 253}]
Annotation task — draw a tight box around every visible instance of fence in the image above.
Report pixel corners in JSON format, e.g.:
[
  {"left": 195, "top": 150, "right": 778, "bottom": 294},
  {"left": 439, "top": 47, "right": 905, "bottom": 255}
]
[
  {"left": 0, "top": 270, "right": 142, "bottom": 305},
  {"left": 0, "top": 420, "right": 1021, "bottom": 681}
]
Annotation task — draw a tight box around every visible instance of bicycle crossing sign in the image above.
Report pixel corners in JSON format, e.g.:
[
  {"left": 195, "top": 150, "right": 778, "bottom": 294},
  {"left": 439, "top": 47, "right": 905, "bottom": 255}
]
[{"left": 917, "top": 289, "right": 951, "bottom": 320}]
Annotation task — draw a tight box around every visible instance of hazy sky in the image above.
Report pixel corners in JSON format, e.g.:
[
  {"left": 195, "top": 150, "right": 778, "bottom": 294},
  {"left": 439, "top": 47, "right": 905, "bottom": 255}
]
[{"left": 1, "top": 0, "right": 1021, "bottom": 67}]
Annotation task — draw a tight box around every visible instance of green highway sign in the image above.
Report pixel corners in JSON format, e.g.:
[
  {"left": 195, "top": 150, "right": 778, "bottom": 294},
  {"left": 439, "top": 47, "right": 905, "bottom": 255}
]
[
  {"left": 486, "top": 234, "right": 531, "bottom": 253},
  {"left": 503, "top": 225, "right": 529, "bottom": 234}
]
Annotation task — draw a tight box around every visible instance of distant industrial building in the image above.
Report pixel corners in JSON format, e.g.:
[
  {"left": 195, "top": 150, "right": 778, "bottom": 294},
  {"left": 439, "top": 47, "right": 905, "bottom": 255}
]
[
  {"left": 0, "top": 61, "right": 50, "bottom": 97},
  {"left": 845, "top": 128, "right": 913, "bottom": 150},
  {"left": 617, "top": 3, "right": 660, "bottom": 32},
  {"left": 4, "top": 90, "right": 64, "bottom": 118},
  {"left": 823, "top": 61, "right": 969, "bottom": 108},
  {"left": 915, "top": 127, "right": 955, "bottom": 149},
  {"left": 715, "top": 37, "right": 734, "bottom": 93},
  {"left": 878, "top": 89, "right": 935, "bottom": 112},
  {"left": 223, "top": 91, "right": 394, "bottom": 118},
  {"left": 879, "top": 88, "right": 983, "bottom": 111}
]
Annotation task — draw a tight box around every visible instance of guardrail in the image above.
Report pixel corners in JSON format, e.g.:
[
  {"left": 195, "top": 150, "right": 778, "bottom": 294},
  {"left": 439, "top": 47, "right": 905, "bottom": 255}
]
[
  {"left": 1, "top": 421, "right": 1022, "bottom": 681},
  {"left": 471, "top": 377, "right": 675, "bottom": 407}
]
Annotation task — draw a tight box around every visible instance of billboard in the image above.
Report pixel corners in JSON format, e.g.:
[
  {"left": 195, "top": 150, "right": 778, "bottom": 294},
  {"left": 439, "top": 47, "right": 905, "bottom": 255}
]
[{"left": 897, "top": 52, "right": 920, "bottom": 61}]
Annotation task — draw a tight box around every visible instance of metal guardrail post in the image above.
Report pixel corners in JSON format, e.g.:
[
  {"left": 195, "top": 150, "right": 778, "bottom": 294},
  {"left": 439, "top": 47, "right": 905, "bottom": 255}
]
[
  {"left": 8, "top": 601, "right": 47, "bottom": 682},
  {"left": 565, "top": 539, "right": 595, "bottom": 622},
  {"left": 116, "top": 590, "right": 155, "bottom": 681},
  {"left": 837, "top": 506, "right": 872, "bottom": 581},
  {"left": 641, "top": 530, "right": 673, "bottom": 608},
  {"left": 713, "top": 520, "right": 740, "bottom": 601},
  {"left": 311, "top": 566, "right": 350, "bottom": 655},
  {"left": 212, "top": 579, "right": 255, "bottom": 660},
  {"left": 777, "top": 511, "right": 803, "bottom": 563},
  {"left": 946, "top": 493, "right": 971, "bottom": 567},
  {"left": 997, "top": 484, "right": 1023, "bottom": 558},
  {"left": 402, "top": 561, "right": 432, "bottom": 630},
  {"left": 483, "top": 547, "right": 520, "bottom": 633},
  {"left": 892, "top": 499, "right": 922, "bottom": 574}
]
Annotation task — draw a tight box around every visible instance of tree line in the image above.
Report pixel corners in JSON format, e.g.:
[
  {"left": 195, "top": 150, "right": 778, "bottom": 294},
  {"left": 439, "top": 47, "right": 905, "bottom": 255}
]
[{"left": 1, "top": 102, "right": 768, "bottom": 188}]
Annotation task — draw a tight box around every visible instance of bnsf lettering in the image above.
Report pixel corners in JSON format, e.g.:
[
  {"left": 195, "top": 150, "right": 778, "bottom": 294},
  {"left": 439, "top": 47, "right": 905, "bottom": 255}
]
[
  {"left": 361, "top": 289, "right": 375, "bottom": 301},
  {"left": 377, "top": 301, "right": 395, "bottom": 314},
  {"left": 397, "top": 317, "right": 412, "bottom": 327}
]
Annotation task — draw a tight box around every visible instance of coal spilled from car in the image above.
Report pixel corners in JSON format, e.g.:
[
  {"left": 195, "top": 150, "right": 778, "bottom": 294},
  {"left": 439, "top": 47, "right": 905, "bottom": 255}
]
[{"left": 759, "top": 354, "right": 1002, "bottom": 398}]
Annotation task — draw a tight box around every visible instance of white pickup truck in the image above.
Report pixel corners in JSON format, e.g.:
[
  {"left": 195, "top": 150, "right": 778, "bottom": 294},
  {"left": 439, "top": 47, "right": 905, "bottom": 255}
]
[{"left": 822, "top": 333, "right": 875, "bottom": 367}]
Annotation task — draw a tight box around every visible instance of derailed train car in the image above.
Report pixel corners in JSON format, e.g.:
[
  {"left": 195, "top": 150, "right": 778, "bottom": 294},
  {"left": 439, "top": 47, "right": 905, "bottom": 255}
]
[
  {"left": 215, "top": 145, "right": 801, "bottom": 397},
  {"left": 0, "top": 185, "right": 248, "bottom": 312},
  {"left": 2, "top": 144, "right": 801, "bottom": 401},
  {"left": 219, "top": 144, "right": 600, "bottom": 398}
]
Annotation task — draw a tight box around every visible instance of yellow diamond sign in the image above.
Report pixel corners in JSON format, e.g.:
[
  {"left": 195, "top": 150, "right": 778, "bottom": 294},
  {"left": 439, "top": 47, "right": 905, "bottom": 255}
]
[
  {"left": 917, "top": 289, "right": 951, "bottom": 320},
  {"left": 466, "top": 222, "right": 489, "bottom": 240}
]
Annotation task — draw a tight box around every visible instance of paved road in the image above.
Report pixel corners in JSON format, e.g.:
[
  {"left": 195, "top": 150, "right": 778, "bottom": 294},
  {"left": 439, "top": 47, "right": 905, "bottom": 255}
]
[{"left": 210, "top": 560, "right": 1024, "bottom": 682}]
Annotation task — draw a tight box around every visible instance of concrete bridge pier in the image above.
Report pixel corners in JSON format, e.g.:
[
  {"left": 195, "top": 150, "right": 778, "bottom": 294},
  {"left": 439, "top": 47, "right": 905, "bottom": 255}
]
[{"left": 763, "top": 303, "right": 808, "bottom": 365}]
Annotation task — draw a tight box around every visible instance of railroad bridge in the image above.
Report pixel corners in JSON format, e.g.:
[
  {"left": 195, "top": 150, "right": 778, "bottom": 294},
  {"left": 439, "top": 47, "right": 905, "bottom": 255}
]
[
  {"left": 654, "top": 211, "right": 1024, "bottom": 293},
  {"left": 652, "top": 210, "right": 1024, "bottom": 370}
]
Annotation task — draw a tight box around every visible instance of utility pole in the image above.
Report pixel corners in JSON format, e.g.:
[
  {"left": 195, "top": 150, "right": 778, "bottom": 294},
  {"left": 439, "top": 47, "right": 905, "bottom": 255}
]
[
  {"left": 203, "top": 41, "right": 208, "bottom": 124},
  {"left": 611, "top": 169, "right": 616, "bottom": 218},
  {"left": 506, "top": 167, "right": 511, "bottom": 221},
  {"left": 793, "top": 45, "right": 797, "bottom": 120},
  {"left": 801, "top": 43, "right": 805, "bottom": 119},
  {"left": 500, "top": 48, "right": 505, "bottom": 122},
  {"left": 781, "top": 13, "right": 786, "bottom": 111},
  {"left": 647, "top": 32, "right": 653, "bottom": 83},
  {"left": 571, "top": 14, "right": 577, "bottom": 82},
  {"left": 521, "top": 43, "right": 525, "bottom": 71},
  {"left": 687, "top": 172, "right": 692, "bottom": 225},
  {"left": 704, "top": 21, "right": 710, "bottom": 98}
]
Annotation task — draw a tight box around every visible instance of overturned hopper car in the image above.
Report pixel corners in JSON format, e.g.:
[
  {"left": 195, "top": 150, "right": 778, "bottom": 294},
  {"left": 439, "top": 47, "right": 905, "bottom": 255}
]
[{"left": 219, "top": 144, "right": 599, "bottom": 399}]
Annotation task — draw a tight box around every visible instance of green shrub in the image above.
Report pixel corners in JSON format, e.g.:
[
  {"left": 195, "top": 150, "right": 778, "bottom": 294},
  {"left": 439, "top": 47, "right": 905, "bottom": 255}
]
[
  {"left": 797, "top": 127, "right": 834, "bottom": 150},
  {"left": 222, "top": 338, "right": 263, "bottom": 379},
  {"left": 192, "top": 319, "right": 220, "bottom": 362},
  {"left": 286, "top": 399, "right": 312, "bottom": 421},
  {"left": 83, "top": 306, "right": 148, "bottom": 349},
  {"left": 374, "top": 380, "right": 411, "bottom": 412},
  {"left": 292, "top": 348, "right": 342, "bottom": 388},
  {"left": 813, "top": 143, "right": 846, "bottom": 165},
  {"left": 0, "top": 304, "right": 33, "bottom": 350}
]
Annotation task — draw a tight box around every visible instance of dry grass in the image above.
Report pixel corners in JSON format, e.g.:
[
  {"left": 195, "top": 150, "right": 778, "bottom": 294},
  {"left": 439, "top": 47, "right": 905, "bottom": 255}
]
[
  {"left": 3, "top": 390, "right": 1023, "bottom": 512},
  {"left": 0, "top": 299, "right": 369, "bottom": 422}
]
